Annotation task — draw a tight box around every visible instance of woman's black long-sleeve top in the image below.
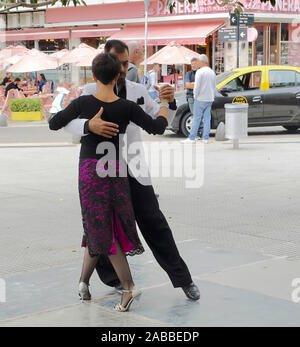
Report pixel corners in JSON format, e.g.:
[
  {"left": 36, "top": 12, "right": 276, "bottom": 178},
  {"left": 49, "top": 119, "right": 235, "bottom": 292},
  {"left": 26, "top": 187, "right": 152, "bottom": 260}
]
[{"left": 49, "top": 95, "right": 168, "bottom": 159}]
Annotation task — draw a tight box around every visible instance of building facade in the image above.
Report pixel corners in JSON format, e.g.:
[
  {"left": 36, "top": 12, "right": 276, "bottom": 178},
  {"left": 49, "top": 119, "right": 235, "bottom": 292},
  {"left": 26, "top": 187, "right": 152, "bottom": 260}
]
[{"left": 1, "top": 0, "right": 299, "bottom": 74}]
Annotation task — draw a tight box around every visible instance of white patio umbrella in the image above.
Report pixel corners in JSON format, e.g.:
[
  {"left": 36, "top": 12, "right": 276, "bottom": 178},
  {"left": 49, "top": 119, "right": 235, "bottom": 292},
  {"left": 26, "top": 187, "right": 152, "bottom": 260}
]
[
  {"left": 59, "top": 43, "right": 97, "bottom": 65},
  {"left": 5, "top": 54, "right": 23, "bottom": 66},
  {"left": 146, "top": 42, "right": 201, "bottom": 90},
  {"left": 0, "top": 45, "right": 29, "bottom": 70},
  {"left": 75, "top": 47, "right": 104, "bottom": 67},
  {"left": 7, "top": 49, "right": 59, "bottom": 73},
  {"left": 0, "top": 45, "right": 29, "bottom": 59},
  {"left": 50, "top": 49, "right": 69, "bottom": 60}
]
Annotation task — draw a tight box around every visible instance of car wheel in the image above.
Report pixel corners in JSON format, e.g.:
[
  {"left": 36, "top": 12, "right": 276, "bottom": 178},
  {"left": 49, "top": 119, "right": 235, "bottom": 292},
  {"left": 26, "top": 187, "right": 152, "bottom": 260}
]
[
  {"left": 180, "top": 112, "right": 193, "bottom": 137},
  {"left": 283, "top": 125, "right": 299, "bottom": 132},
  {"left": 180, "top": 113, "right": 216, "bottom": 137}
]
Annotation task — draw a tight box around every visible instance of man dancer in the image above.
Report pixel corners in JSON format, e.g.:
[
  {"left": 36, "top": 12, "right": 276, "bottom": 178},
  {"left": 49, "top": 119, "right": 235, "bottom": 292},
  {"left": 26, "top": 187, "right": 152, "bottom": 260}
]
[{"left": 63, "top": 40, "right": 200, "bottom": 300}]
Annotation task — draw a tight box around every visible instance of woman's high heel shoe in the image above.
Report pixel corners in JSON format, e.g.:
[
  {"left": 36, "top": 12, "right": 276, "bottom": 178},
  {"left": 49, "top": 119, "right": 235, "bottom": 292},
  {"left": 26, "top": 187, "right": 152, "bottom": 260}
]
[
  {"left": 114, "top": 288, "right": 142, "bottom": 312},
  {"left": 78, "top": 282, "right": 91, "bottom": 301}
]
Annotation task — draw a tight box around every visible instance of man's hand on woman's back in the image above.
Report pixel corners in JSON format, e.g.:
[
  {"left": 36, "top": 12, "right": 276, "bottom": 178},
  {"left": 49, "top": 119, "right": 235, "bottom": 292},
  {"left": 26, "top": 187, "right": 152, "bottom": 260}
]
[{"left": 88, "top": 107, "right": 119, "bottom": 138}]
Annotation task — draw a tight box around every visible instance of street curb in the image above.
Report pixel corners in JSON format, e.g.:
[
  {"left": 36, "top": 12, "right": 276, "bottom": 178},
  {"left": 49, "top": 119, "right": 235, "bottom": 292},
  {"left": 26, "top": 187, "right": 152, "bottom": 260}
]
[{"left": 0, "top": 143, "right": 77, "bottom": 148}]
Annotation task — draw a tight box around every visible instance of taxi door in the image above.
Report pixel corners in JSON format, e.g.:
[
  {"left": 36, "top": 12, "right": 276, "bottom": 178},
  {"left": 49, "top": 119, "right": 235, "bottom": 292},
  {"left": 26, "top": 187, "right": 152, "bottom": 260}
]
[
  {"left": 215, "top": 70, "right": 264, "bottom": 125},
  {"left": 263, "top": 68, "right": 300, "bottom": 123}
]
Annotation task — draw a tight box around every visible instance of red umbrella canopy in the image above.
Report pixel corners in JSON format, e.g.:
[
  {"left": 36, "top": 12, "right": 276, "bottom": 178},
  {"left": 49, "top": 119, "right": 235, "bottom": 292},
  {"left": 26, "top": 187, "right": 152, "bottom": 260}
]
[
  {"left": 59, "top": 43, "right": 97, "bottom": 64},
  {"left": 147, "top": 41, "right": 200, "bottom": 65}
]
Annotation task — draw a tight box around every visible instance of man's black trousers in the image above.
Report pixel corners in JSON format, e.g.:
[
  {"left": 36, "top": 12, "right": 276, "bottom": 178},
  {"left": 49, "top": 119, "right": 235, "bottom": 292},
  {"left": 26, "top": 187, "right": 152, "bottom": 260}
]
[{"left": 95, "top": 175, "right": 192, "bottom": 288}]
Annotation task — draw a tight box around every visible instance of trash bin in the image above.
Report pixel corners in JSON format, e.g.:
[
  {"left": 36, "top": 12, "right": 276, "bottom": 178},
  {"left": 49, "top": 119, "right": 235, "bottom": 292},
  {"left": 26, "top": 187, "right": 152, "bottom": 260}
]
[{"left": 224, "top": 103, "right": 249, "bottom": 149}]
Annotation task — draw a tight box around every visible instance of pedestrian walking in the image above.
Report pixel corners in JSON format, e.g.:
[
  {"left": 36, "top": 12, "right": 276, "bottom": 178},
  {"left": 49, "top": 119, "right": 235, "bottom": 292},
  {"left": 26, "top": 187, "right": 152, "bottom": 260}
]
[
  {"left": 185, "top": 57, "right": 200, "bottom": 114},
  {"left": 126, "top": 41, "right": 144, "bottom": 83},
  {"left": 181, "top": 54, "right": 216, "bottom": 144},
  {"left": 49, "top": 52, "right": 170, "bottom": 312},
  {"left": 147, "top": 63, "right": 160, "bottom": 100},
  {"left": 63, "top": 40, "right": 200, "bottom": 301}
]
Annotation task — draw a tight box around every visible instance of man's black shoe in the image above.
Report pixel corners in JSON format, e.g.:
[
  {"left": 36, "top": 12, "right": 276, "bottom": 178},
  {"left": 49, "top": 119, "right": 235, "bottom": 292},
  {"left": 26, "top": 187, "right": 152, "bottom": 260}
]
[{"left": 182, "top": 282, "right": 200, "bottom": 300}]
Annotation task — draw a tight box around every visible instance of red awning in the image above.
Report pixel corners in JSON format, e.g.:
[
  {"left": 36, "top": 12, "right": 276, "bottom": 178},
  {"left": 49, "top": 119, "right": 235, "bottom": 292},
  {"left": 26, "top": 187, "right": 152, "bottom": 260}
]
[
  {"left": 0, "top": 26, "right": 121, "bottom": 42},
  {"left": 108, "top": 21, "right": 224, "bottom": 45},
  {"left": 71, "top": 27, "right": 121, "bottom": 38},
  {"left": 2, "top": 29, "right": 70, "bottom": 42}
]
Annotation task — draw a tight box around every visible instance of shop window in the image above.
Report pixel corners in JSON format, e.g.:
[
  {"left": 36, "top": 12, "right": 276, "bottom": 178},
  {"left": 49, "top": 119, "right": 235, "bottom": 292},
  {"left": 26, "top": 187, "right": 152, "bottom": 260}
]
[
  {"left": 81, "top": 37, "right": 107, "bottom": 49},
  {"left": 269, "top": 25, "right": 278, "bottom": 65},
  {"left": 38, "top": 39, "right": 68, "bottom": 52},
  {"left": 214, "top": 38, "right": 224, "bottom": 75},
  {"left": 7, "top": 40, "right": 34, "bottom": 49},
  {"left": 280, "top": 23, "right": 300, "bottom": 67},
  {"left": 248, "top": 42, "right": 253, "bottom": 67},
  {"left": 255, "top": 25, "right": 264, "bottom": 66},
  {"left": 269, "top": 70, "right": 296, "bottom": 88},
  {"left": 281, "top": 23, "right": 289, "bottom": 42}
]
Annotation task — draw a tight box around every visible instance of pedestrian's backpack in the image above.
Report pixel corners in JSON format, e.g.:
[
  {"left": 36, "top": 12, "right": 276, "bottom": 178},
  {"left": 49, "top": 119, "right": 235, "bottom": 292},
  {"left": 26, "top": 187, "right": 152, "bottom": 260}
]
[{"left": 142, "top": 70, "right": 153, "bottom": 89}]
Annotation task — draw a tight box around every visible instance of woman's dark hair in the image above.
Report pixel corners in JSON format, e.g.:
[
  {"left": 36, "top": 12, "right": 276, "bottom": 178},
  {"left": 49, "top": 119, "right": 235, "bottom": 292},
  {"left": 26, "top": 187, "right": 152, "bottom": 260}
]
[
  {"left": 92, "top": 53, "right": 121, "bottom": 85},
  {"left": 40, "top": 73, "right": 47, "bottom": 81},
  {"left": 104, "top": 40, "right": 129, "bottom": 54}
]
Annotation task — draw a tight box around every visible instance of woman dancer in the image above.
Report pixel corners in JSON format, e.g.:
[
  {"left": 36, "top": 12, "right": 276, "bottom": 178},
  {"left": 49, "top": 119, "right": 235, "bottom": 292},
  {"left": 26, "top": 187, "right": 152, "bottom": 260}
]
[{"left": 49, "top": 53, "right": 169, "bottom": 312}]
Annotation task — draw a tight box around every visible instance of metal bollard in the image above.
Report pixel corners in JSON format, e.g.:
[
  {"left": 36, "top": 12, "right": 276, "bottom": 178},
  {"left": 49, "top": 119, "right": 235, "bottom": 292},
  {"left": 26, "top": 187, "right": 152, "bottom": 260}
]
[{"left": 224, "top": 103, "right": 248, "bottom": 149}]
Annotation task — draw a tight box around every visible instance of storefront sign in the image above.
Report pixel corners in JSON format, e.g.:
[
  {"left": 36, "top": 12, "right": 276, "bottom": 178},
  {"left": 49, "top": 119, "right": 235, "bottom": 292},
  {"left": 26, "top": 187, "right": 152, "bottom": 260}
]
[
  {"left": 46, "top": 0, "right": 300, "bottom": 25},
  {"left": 230, "top": 13, "right": 255, "bottom": 27},
  {"left": 152, "top": 0, "right": 300, "bottom": 16},
  {"left": 218, "top": 28, "right": 247, "bottom": 42},
  {"left": 177, "top": 74, "right": 183, "bottom": 86},
  {"left": 161, "top": 64, "right": 168, "bottom": 76}
]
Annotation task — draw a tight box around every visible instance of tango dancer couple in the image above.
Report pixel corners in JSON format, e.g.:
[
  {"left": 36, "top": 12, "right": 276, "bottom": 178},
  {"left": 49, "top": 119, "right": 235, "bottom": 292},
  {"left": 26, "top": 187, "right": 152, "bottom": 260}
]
[{"left": 49, "top": 40, "right": 200, "bottom": 312}]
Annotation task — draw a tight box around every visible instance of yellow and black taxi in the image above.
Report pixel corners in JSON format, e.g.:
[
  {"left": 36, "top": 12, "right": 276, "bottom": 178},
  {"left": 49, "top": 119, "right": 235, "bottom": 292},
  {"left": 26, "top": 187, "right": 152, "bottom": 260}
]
[{"left": 172, "top": 65, "right": 300, "bottom": 136}]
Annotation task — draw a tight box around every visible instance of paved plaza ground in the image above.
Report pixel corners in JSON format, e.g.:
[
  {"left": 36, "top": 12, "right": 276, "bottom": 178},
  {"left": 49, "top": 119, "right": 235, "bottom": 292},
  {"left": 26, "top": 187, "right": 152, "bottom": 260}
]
[{"left": 0, "top": 122, "right": 300, "bottom": 327}]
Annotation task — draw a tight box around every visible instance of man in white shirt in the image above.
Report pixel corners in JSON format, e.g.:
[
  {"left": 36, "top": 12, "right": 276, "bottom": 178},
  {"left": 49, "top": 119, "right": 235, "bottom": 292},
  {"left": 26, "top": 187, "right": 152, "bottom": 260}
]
[
  {"left": 62, "top": 40, "right": 200, "bottom": 301},
  {"left": 126, "top": 41, "right": 144, "bottom": 83},
  {"left": 148, "top": 63, "right": 160, "bottom": 100},
  {"left": 182, "top": 54, "right": 216, "bottom": 144}
]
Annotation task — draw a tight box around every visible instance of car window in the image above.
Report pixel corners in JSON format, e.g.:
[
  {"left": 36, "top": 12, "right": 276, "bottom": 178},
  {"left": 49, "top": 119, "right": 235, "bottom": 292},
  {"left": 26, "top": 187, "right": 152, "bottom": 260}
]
[
  {"left": 269, "top": 70, "right": 296, "bottom": 88},
  {"left": 247, "top": 71, "right": 261, "bottom": 89},
  {"left": 223, "top": 71, "right": 261, "bottom": 92},
  {"left": 296, "top": 72, "right": 300, "bottom": 86},
  {"left": 216, "top": 71, "right": 237, "bottom": 85},
  {"left": 224, "top": 76, "right": 245, "bottom": 92}
]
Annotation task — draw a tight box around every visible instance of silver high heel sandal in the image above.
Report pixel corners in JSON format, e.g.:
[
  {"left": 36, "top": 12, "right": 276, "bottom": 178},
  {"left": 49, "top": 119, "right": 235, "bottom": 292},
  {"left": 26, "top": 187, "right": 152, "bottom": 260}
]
[
  {"left": 114, "top": 288, "right": 142, "bottom": 312},
  {"left": 78, "top": 282, "right": 91, "bottom": 301}
]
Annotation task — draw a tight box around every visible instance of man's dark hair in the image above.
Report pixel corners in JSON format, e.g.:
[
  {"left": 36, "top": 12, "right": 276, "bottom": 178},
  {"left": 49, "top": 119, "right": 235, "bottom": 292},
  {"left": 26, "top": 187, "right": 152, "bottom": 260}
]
[
  {"left": 104, "top": 40, "right": 129, "bottom": 54},
  {"left": 14, "top": 78, "right": 21, "bottom": 82},
  {"left": 92, "top": 53, "right": 121, "bottom": 85}
]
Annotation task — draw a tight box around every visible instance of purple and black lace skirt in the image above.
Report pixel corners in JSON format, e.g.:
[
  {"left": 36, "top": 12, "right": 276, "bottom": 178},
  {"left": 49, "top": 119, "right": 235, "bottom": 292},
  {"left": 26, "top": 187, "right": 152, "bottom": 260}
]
[{"left": 78, "top": 158, "right": 144, "bottom": 257}]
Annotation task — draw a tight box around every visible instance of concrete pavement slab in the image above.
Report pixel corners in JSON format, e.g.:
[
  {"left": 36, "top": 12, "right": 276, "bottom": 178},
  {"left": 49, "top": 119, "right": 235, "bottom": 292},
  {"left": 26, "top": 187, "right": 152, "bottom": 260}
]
[{"left": 198, "top": 256, "right": 300, "bottom": 302}]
